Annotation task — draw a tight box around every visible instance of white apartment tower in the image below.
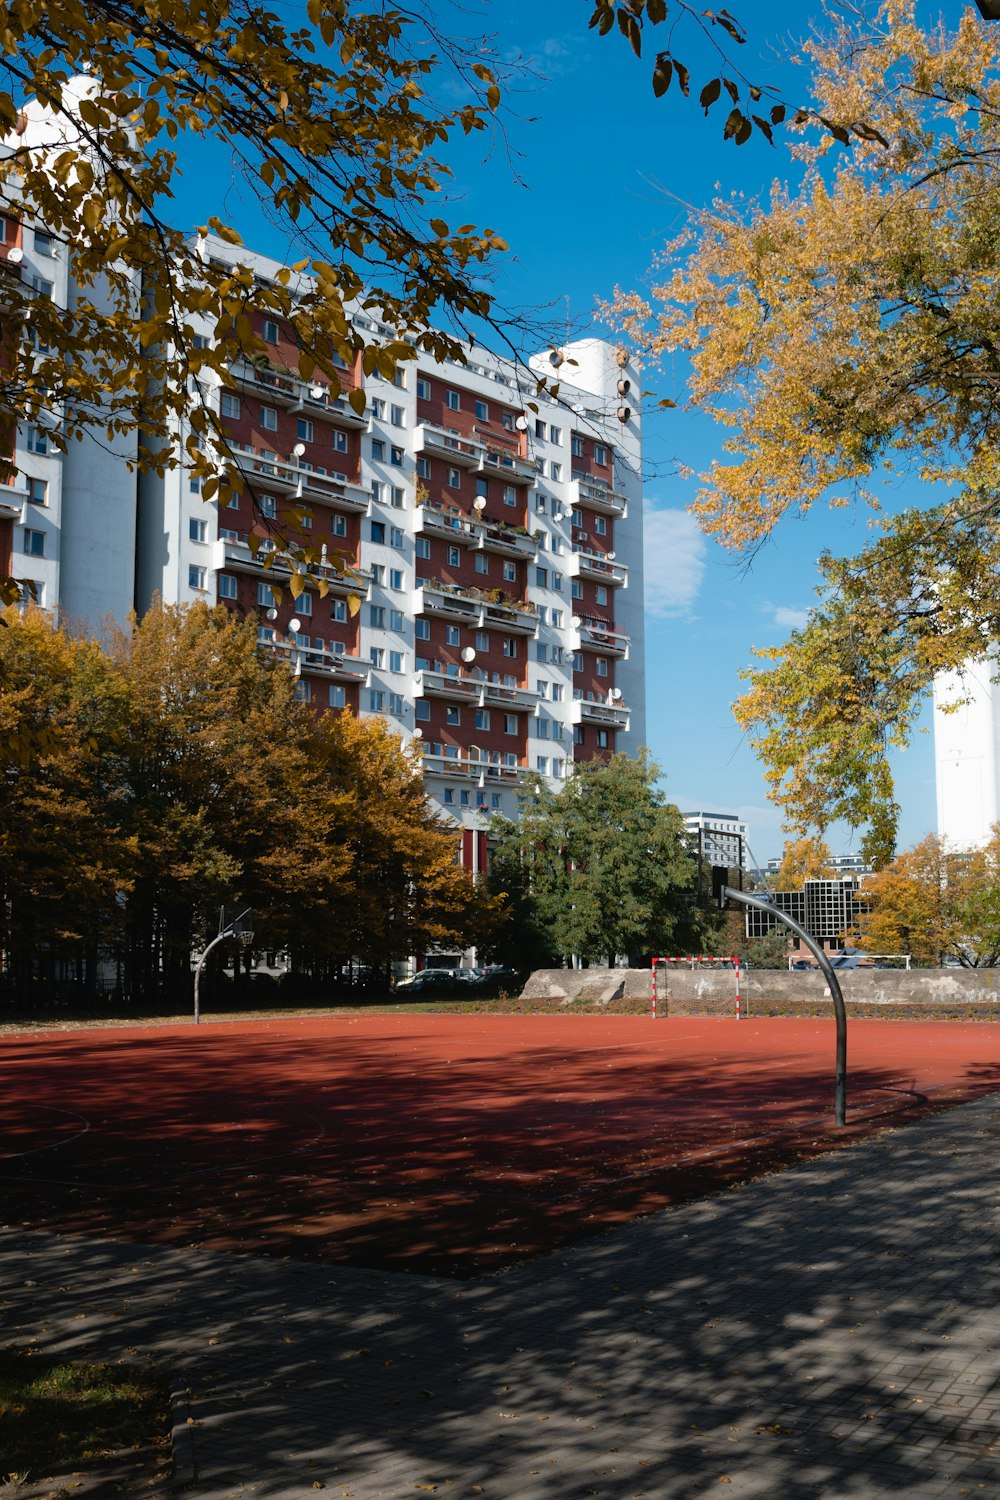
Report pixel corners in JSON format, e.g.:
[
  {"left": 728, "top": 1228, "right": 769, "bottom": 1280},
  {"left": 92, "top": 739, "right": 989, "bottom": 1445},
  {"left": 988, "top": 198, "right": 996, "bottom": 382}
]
[
  {"left": 2, "top": 216, "right": 647, "bottom": 853},
  {"left": 933, "top": 659, "right": 1000, "bottom": 850}
]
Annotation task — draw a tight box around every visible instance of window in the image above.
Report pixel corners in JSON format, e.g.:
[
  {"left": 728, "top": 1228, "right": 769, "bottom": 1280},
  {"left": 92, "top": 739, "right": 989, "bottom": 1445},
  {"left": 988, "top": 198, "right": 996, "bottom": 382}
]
[
  {"left": 218, "top": 574, "right": 238, "bottom": 599},
  {"left": 187, "top": 564, "right": 206, "bottom": 590},
  {"left": 504, "top": 485, "right": 517, "bottom": 506},
  {"left": 259, "top": 494, "right": 277, "bottom": 519},
  {"left": 26, "top": 427, "right": 47, "bottom": 455},
  {"left": 417, "top": 456, "right": 431, "bottom": 480},
  {"left": 331, "top": 513, "right": 347, "bottom": 537},
  {"left": 597, "top": 729, "right": 609, "bottom": 749},
  {"left": 329, "top": 685, "right": 346, "bottom": 708},
  {"left": 188, "top": 518, "right": 208, "bottom": 544},
  {"left": 460, "top": 790, "right": 470, "bottom": 806},
  {"left": 551, "top": 683, "right": 564, "bottom": 702},
  {"left": 503, "top": 561, "right": 517, "bottom": 583},
  {"left": 291, "top": 679, "right": 311, "bottom": 704},
  {"left": 390, "top": 486, "right": 405, "bottom": 508},
  {"left": 389, "top": 525, "right": 405, "bottom": 548},
  {"left": 370, "top": 481, "right": 383, "bottom": 506},
  {"left": 535, "top": 567, "right": 548, "bottom": 589},
  {"left": 300, "top": 511, "right": 313, "bottom": 530},
  {"left": 447, "top": 467, "right": 460, "bottom": 489},
  {"left": 535, "top": 494, "right": 547, "bottom": 514},
  {"left": 443, "top": 787, "right": 455, "bottom": 804},
  {"left": 33, "top": 231, "right": 52, "bottom": 255},
  {"left": 389, "top": 650, "right": 403, "bottom": 673},
  {"left": 537, "top": 718, "right": 549, "bottom": 738},
  {"left": 446, "top": 705, "right": 461, "bottom": 726},
  {"left": 475, "top": 399, "right": 489, "bottom": 421},
  {"left": 446, "top": 390, "right": 460, "bottom": 410},
  {"left": 331, "top": 599, "right": 348, "bottom": 622},
  {"left": 594, "top": 443, "right": 607, "bottom": 466},
  {"left": 552, "top": 572, "right": 563, "bottom": 591},
  {"left": 491, "top": 793, "right": 501, "bottom": 809},
  {"left": 389, "top": 692, "right": 405, "bottom": 716},
  {"left": 572, "top": 508, "right": 584, "bottom": 527},
  {"left": 550, "top": 462, "right": 562, "bottom": 481},
  {"left": 260, "top": 405, "right": 277, "bottom": 431},
  {"left": 475, "top": 476, "right": 488, "bottom": 499},
  {"left": 574, "top": 725, "right": 584, "bottom": 746},
  {"left": 370, "top": 564, "right": 385, "bottom": 585},
  {"left": 475, "top": 554, "right": 489, "bottom": 575},
  {"left": 417, "top": 377, "right": 431, "bottom": 401},
  {"left": 26, "top": 478, "right": 46, "bottom": 505},
  {"left": 31, "top": 275, "right": 53, "bottom": 298},
  {"left": 370, "top": 647, "right": 385, "bottom": 668},
  {"left": 415, "top": 618, "right": 431, "bottom": 640},
  {"left": 297, "top": 592, "right": 313, "bottom": 617},
  {"left": 390, "top": 404, "right": 405, "bottom": 427},
  {"left": 594, "top": 515, "right": 608, "bottom": 536},
  {"left": 369, "top": 690, "right": 385, "bottom": 713},
  {"left": 596, "top": 585, "right": 608, "bottom": 607},
  {"left": 370, "top": 398, "right": 386, "bottom": 420},
  {"left": 549, "top": 426, "right": 561, "bottom": 444},
  {"left": 371, "top": 438, "right": 385, "bottom": 461},
  {"left": 294, "top": 416, "right": 313, "bottom": 443},
  {"left": 381, "top": 568, "right": 399, "bottom": 592},
  {"left": 551, "top": 609, "right": 563, "bottom": 627},
  {"left": 370, "top": 520, "right": 385, "bottom": 543},
  {"left": 263, "top": 319, "right": 280, "bottom": 344},
  {"left": 390, "top": 446, "right": 404, "bottom": 466},
  {"left": 390, "top": 608, "right": 405, "bottom": 631},
  {"left": 571, "top": 579, "right": 583, "bottom": 600},
  {"left": 189, "top": 476, "right": 202, "bottom": 495},
  {"left": 536, "top": 680, "right": 548, "bottom": 699},
  {"left": 504, "top": 714, "right": 518, "bottom": 735},
  {"left": 447, "top": 545, "right": 461, "bottom": 568},
  {"left": 393, "top": 368, "right": 406, "bottom": 389},
  {"left": 415, "top": 536, "right": 431, "bottom": 560},
  {"left": 537, "top": 756, "right": 550, "bottom": 775},
  {"left": 445, "top": 625, "right": 460, "bottom": 646},
  {"left": 369, "top": 605, "right": 385, "bottom": 628},
  {"left": 596, "top": 657, "right": 609, "bottom": 677},
  {"left": 550, "top": 536, "right": 562, "bottom": 554},
  {"left": 332, "top": 429, "right": 348, "bottom": 453},
  {"left": 571, "top": 435, "right": 585, "bottom": 458},
  {"left": 502, "top": 638, "right": 518, "bottom": 658},
  {"left": 24, "top": 528, "right": 45, "bottom": 557},
  {"left": 573, "top": 651, "right": 584, "bottom": 671},
  {"left": 535, "top": 419, "right": 546, "bottom": 440},
  {"left": 416, "top": 698, "right": 431, "bottom": 721},
  {"left": 536, "top": 603, "right": 547, "bottom": 622},
  {"left": 475, "top": 630, "right": 489, "bottom": 651},
  {"left": 535, "top": 642, "right": 548, "bottom": 662},
  {"left": 221, "top": 392, "right": 241, "bottom": 419},
  {"left": 476, "top": 709, "right": 491, "bottom": 730}
]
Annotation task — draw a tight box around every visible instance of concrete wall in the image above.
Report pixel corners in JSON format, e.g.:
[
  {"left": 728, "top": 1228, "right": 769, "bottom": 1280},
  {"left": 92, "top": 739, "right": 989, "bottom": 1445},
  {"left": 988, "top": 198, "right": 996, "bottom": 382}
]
[{"left": 520, "top": 967, "right": 1000, "bottom": 1011}]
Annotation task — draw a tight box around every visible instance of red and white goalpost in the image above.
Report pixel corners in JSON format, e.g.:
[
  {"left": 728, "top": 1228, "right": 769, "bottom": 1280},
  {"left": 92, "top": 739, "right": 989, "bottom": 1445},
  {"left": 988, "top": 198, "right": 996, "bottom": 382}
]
[{"left": 651, "top": 956, "right": 744, "bottom": 1019}]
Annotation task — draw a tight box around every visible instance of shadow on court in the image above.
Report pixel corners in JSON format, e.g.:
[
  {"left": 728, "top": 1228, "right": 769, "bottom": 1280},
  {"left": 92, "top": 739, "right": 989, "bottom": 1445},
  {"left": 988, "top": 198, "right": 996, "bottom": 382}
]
[{"left": 3, "top": 1015, "right": 1000, "bottom": 1276}]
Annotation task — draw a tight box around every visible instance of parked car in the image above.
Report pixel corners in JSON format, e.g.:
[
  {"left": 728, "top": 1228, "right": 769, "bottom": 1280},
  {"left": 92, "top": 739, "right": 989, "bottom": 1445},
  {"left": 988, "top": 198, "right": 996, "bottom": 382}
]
[{"left": 394, "top": 968, "right": 461, "bottom": 994}]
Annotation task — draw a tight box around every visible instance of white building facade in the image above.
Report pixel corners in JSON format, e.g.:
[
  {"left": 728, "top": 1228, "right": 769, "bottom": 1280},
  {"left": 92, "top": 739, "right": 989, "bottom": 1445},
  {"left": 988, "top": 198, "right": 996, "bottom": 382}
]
[{"left": 933, "top": 659, "right": 1000, "bottom": 850}]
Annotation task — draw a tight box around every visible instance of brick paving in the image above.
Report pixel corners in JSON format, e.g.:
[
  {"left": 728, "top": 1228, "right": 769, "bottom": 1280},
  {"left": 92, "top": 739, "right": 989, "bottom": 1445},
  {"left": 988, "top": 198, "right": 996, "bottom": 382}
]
[{"left": 4, "top": 1091, "right": 1000, "bottom": 1497}]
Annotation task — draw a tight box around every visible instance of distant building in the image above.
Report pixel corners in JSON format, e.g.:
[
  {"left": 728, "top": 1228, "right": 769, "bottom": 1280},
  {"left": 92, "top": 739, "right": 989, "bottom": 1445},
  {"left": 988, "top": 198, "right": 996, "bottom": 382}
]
[
  {"left": 683, "top": 811, "right": 749, "bottom": 864},
  {"left": 745, "top": 877, "right": 870, "bottom": 958},
  {"left": 934, "top": 659, "right": 1000, "bottom": 850},
  {"left": 757, "top": 853, "right": 872, "bottom": 881}
]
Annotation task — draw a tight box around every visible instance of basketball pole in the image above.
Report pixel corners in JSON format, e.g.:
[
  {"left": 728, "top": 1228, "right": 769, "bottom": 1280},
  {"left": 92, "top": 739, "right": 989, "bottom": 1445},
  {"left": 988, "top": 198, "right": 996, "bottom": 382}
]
[
  {"left": 193, "top": 908, "right": 254, "bottom": 1026},
  {"left": 719, "top": 884, "right": 847, "bottom": 1127}
]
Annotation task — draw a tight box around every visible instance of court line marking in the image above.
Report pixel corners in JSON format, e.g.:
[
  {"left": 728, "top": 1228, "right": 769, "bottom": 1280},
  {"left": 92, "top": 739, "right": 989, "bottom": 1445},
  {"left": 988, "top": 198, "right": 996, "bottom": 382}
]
[{"left": 0, "top": 1105, "right": 92, "bottom": 1162}]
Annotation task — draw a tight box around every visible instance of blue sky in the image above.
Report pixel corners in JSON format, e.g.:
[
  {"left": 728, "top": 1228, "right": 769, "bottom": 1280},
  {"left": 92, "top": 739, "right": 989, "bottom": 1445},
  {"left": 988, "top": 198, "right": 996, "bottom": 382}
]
[{"left": 169, "top": 0, "right": 950, "bottom": 863}]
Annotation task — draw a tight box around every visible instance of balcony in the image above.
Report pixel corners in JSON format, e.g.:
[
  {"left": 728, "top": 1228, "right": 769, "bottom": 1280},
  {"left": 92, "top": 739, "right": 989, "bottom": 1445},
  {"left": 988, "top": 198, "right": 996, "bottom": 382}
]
[
  {"left": 573, "top": 617, "right": 630, "bottom": 658},
  {"left": 419, "top": 752, "right": 486, "bottom": 783},
  {"left": 413, "top": 580, "right": 482, "bottom": 624},
  {"left": 232, "top": 363, "right": 368, "bottom": 429},
  {"left": 0, "top": 483, "right": 25, "bottom": 520},
  {"left": 415, "top": 422, "right": 486, "bottom": 467},
  {"left": 216, "top": 538, "right": 372, "bottom": 598},
  {"left": 265, "top": 638, "right": 369, "bottom": 683},
  {"left": 480, "top": 598, "right": 538, "bottom": 636},
  {"left": 415, "top": 500, "right": 480, "bottom": 546},
  {"left": 480, "top": 680, "right": 538, "bottom": 712},
  {"left": 478, "top": 448, "right": 537, "bottom": 485},
  {"left": 231, "top": 447, "right": 369, "bottom": 511},
  {"left": 567, "top": 548, "right": 629, "bottom": 587},
  {"left": 571, "top": 697, "right": 630, "bottom": 729},
  {"left": 477, "top": 520, "right": 536, "bottom": 560},
  {"left": 414, "top": 670, "right": 482, "bottom": 704},
  {"left": 570, "top": 473, "right": 628, "bottom": 519}
]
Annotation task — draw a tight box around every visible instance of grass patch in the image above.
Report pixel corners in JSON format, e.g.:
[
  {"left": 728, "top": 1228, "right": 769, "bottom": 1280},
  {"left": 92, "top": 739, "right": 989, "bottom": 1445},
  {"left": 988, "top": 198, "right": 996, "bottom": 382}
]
[{"left": 0, "top": 1345, "right": 170, "bottom": 1490}]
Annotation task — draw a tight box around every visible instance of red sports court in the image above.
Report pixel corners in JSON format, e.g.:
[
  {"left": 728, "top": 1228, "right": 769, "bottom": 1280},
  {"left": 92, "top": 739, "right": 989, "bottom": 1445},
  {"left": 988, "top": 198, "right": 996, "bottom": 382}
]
[{"left": 3, "top": 1013, "right": 999, "bottom": 1276}]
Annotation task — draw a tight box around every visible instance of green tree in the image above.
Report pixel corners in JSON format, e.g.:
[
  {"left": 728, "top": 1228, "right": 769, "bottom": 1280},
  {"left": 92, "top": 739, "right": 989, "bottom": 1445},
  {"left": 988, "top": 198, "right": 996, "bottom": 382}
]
[
  {"left": 609, "top": 2, "right": 1000, "bottom": 862},
  {"left": 489, "top": 751, "right": 701, "bottom": 966}
]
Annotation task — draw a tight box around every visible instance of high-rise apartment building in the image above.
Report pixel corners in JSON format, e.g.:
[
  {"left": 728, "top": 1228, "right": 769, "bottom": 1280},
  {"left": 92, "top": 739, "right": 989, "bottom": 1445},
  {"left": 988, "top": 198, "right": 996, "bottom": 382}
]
[
  {"left": 933, "top": 658, "right": 1000, "bottom": 850},
  {"left": 2, "top": 214, "right": 647, "bottom": 853}
]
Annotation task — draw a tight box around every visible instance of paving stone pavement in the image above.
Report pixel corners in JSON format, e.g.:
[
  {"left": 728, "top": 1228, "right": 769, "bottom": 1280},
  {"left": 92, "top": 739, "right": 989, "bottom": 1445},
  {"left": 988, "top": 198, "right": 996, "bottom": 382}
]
[{"left": 4, "top": 1091, "right": 1000, "bottom": 1498}]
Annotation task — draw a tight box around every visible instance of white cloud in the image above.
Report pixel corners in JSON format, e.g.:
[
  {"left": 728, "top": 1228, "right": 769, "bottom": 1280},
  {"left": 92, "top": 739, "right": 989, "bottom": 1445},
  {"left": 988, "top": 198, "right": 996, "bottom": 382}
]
[
  {"left": 767, "top": 604, "right": 810, "bottom": 631},
  {"left": 643, "top": 503, "right": 706, "bottom": 618}
]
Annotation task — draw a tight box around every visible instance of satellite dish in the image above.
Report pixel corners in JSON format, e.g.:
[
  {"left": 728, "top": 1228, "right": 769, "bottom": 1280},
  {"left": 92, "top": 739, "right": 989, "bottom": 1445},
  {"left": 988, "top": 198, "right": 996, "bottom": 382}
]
[
  {"left": 6, "top": 247, "right": 22, "bottom": 264},
  {"left": 515, "top": 415, "right": 529, "bottom": 431},
  {"left": 610, "top": 688, "right": 623, "bottom": 701},
  {"left": 617, "top": 378, "right": 631, "bottom": 397},
  {"left": 473, "top": 497, "right": 487, "bottom": 512},
  {"left": 617, "top": 407, "right": 631, "bottom": 424},
  {"left": 288, "top": 617, "right": 302, "bottom": 634},
  {"left": 292, "top": 442, "right": 306, "bottom": 457},
  {"left": 553, "top": 511, "right": 564, "bottom": 522},
  {"left": 461, "top": 647, "right": 476, "bottom": 664},
  {"left": 412, "top": 728, "right": 423, "bottom": 740},
  {"left": 570, "top": 615, "right": 582, "bottom": 628},
  {"left": 309, "top": 384, "right": 325, "bottom": 399},
  {"left": 607, "top": 551, "right": 616, "bottom": 560},
  {"left": 266, "top": 607, "right": 278, "bottom": 621}
]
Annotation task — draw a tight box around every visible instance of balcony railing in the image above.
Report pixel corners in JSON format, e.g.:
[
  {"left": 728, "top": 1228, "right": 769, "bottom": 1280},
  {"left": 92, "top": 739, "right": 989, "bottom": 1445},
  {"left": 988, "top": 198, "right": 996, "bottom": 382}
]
[
  {"left": 570, "top": 473, "right": 628, "bottom": 519},
  {"left": 216, "top": 538, "right": 372, "bottom": 598},
  {"left": 262, "top": 638, "right": 370, "bottom": 684},
  {"left": 478, "top": 520, "right": 536, "bottom": 560},
  {"left": 232, "top": 363, "right": 368, "bottom": 429},
  {"left": 413, "top": 670, "right": 482, "bottom": 703},
  {"left": 573, "top": 617, "right": 630, "bottom": 657},
  {"left": 0, "top": 483, "right": 25, "bottom": 520},
  {"left": 414, "top": 422, "right": 486, "bottom": 467},
  {"left": 480, "top": 680, "right": 538, "bottom": 711},
  {"left": 571, "top": 697, "right": 630, "bottom": 728},
  {"left": 415, "top": 500, "right": 480, "bottom": 545},
  {"left": 568, "top": 548, "right": 629, "bottom": 587},
  {"left": 480, "top": 598, "right": 537, "bottom": 636},
  {"left": 479, "top": 448, "right": 537, "bottom": 485},
  {"left": 230, "top": 446, "right": 369, "bottom": 511},
  {"left": 413, "top": 580, "right": 483, "bottom": 623}
]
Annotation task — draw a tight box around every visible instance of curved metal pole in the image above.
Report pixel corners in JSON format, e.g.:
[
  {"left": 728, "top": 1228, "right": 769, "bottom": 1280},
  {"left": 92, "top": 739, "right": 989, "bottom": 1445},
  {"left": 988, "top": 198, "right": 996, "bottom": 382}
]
[
  {"left": 723, "top": 887, "right": 848, "bottom": 1126},
  {"left": 193, "top": 930, "right": 230, "bottom": 1026}
]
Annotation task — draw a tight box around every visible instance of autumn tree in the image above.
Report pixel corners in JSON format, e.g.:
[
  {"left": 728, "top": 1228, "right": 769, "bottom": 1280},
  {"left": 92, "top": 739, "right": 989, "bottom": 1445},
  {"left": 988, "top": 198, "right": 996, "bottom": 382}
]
[
  {"left": 610, "top": 2, "right": 1000, "bottom": 863},
  {"left": 859, "top": 830, "right": 1000, "bottom": 968},
  {"left": 489, "top": 752, "right": 702, "bottom": 966},
  {"left": 774, "top": 836, "right": 837, "bottom": 889}
]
